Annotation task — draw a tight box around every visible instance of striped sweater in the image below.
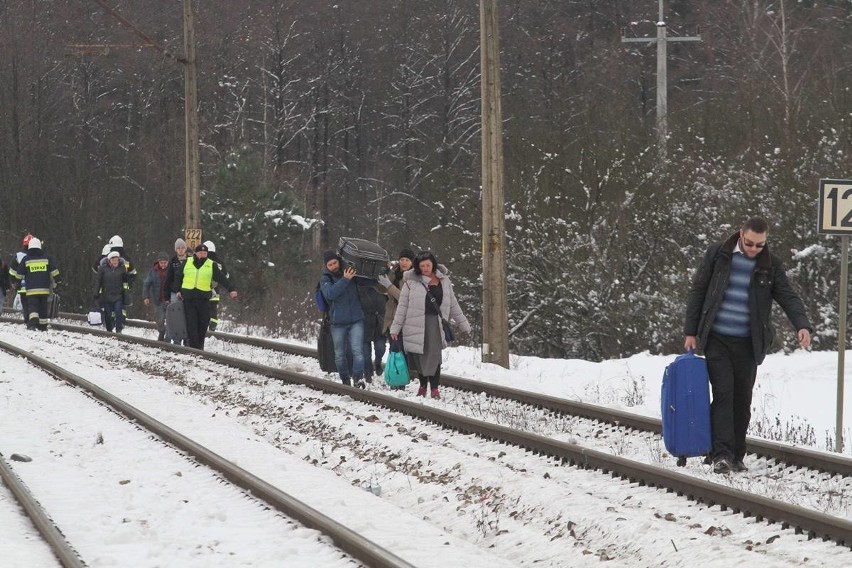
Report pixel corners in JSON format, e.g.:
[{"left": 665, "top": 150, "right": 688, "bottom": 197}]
[{"left": 711, "top": 252, "right": 756, "bottom": 337}]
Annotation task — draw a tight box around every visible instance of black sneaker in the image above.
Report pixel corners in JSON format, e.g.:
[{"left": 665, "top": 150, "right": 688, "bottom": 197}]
[
  {"left": 354, "top": 376, "right": 366, "bottom": 389},
  {"left": 713, "top": 457, "right": 732, "bottom": 474},
  {"left": 732, "top": 459, "right": 748, "bottom": 472},
  {"left": 375, "top": 361, "right": 384, "bottom": 376},
  {"left": 341, "top": 377, "right": 351, "bottom": 386}
]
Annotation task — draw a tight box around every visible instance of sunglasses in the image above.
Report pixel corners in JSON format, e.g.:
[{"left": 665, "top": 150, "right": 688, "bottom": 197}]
[{"left": 742, "top": 238, "right": 766, "bottom": 249}]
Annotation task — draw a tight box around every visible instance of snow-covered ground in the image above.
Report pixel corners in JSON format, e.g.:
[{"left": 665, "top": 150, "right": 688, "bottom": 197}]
[{"left": 1, "top": 321, "right": 851, "bottom": 567}]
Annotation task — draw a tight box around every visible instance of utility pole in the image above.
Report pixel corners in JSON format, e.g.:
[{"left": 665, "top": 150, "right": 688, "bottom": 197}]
[
  {"left": 621, "top": 0, "right": 700, "bottom": 163},
  {"left": 480, "top": 0, "right": 510, "bottom": 368},
  {"left": 77, "top": 1, "right": 202, "bottom": 248},
  {"left": 182, "top": 0, "right": 202, "bottom": 249}
]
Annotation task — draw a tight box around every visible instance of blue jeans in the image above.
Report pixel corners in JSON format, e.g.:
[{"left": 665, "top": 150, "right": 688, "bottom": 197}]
[
  {"left": 102, "top": 299, "right": 124, "bottom": 332},
  {"left": 331, "top": 320, "right": 365, "bottom": 380}
]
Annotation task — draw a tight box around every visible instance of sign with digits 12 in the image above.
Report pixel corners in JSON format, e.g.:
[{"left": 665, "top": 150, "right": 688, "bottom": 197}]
[
  {"left": 818, "top": 179, "right": 852, "bottom": 234},
  {"left": 818, "top": 178, "right": 852, "bottom": 453}
]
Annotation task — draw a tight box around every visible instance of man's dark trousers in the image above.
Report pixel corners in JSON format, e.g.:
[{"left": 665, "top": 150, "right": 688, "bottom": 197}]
[
  {"left": 183, "top": 295, "right": 210, "bottom": 350},
  {"left": 705, "top": 332, "right": 757, "bottom": 462}
]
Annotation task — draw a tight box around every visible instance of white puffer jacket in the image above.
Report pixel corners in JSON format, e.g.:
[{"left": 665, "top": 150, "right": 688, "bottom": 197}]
[{"left": 390, "top": 266, "right": 471, "bottom": 354}]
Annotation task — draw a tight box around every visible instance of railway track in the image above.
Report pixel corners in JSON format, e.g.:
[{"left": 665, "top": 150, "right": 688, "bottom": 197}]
[
  {"left": 0, "top": 337, "right": 415, "bottom": 568},
  {"left": 10, "top": 315, "right": 852, "bottom": 549},
  {"left": 53, "top": 313, "right": 852, "bottom": 477}
]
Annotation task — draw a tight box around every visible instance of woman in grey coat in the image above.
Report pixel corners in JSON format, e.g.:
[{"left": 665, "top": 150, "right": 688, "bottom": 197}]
[{"left": 390, "top": 251, "right": 471, "bottom": 398}]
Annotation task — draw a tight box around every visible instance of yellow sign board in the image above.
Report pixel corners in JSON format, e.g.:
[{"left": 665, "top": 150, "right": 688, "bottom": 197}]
[{"left": 185, "top": 228, "right": 203, "bottom": 250}]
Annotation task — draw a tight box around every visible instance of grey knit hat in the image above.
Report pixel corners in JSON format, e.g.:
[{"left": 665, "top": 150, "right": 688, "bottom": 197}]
[{"left": 174, "top": 238, "right": 187, "bottom": 251}]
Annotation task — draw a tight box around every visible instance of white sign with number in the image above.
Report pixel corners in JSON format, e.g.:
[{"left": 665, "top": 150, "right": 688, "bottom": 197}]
[{"left": 819, "top": 179, "right": 852, "bottom": 234}]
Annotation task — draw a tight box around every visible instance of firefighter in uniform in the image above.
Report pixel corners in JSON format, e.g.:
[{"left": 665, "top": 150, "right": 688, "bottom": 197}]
[
  {"left": 9, "top": 237, "right": 61, "bottom": 330},
  {"left": 201, "top": 240, "right": 230, "bottom": 332},
  {"left": 175, "top": 243, "right": 237, "bottom": 350}
]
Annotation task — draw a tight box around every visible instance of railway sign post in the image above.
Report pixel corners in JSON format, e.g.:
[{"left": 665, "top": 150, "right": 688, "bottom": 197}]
[{"left": 818, "top": 178, "right": 852, "bottom": 452}]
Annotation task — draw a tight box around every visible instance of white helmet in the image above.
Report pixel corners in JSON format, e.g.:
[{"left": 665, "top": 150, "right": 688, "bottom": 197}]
[
  {"left": 203, "top": 240, "right": 216, "bottom": 253},
  {"left": 109, "top": 235, "right": 123, "bottom": 247},
  {"left": 102, "top": 244, "right": 111, "bottom": 255},
  {"left": 28, "top": 238, "right": 42, "bottom": 249}
]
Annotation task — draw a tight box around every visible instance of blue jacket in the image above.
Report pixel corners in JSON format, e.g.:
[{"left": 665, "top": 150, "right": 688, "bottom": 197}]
[{"left": 320, "top": 268, "right": 364, "bottom": 326}]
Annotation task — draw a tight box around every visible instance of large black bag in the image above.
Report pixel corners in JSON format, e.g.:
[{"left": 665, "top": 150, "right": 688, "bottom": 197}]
[
  {"left": 47, "top": 293, "right": 61, "bottom": 319},
  {"left": 318, "top": 313, "right": 337, "bottom": 373},
  {"left": 337, "top": 237, "right": 389, "bottom": 280},
  {"left": 165, "top": 301, "right": 188, "bottom": 341}
]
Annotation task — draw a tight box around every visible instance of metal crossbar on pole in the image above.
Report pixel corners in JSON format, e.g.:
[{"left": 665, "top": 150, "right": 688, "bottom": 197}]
[{"left": 621, "top": 0, "right": 700, "bottom": 163}]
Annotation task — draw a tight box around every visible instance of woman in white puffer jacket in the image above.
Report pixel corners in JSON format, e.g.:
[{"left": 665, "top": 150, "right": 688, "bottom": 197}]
[{"left": 390, "top": 251, "right": 471, "bottom": 398}]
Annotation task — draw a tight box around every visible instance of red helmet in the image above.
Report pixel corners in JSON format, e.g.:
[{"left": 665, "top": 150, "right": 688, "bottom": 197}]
[{"left": 22, "top": 234, "right": 34, "bottom": 247}]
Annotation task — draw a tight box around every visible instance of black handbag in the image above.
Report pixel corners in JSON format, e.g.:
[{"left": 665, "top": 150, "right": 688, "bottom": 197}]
[
  {"left": 423, "top": 284, "right": 454, "bottom": 343},
  {"left": 441, "top": 318, "right": 454, "bottom": 342}
]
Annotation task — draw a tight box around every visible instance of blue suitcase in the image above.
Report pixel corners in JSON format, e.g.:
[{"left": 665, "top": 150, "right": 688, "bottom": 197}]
[{"left": 661, "top": 349, "right": 712, "bottom": 466}]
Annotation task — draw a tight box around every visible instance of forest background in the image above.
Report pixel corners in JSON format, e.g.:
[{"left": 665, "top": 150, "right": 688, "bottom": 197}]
[{"left": 1, "top": 0, "right": 849, "bottom": 361}]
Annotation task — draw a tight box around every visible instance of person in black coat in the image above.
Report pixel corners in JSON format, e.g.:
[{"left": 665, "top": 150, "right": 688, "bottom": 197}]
[
  {"left": 357, "top": 283, "right": 387, "bottom": 382},
  {"left": 9, "top": 238, "right": 61, "bottom": 330},
  {"left": 175, "top": 244, "right": 237, "bottom": 350},
  {"left": 94, "top": 251, "right": 129, "bottom": 333},
  {"left": 163, "top": 238, "right": 190, "bottom": 302},
  {"left": 683, "top": 216, "right": 812, "bottom": 474}
]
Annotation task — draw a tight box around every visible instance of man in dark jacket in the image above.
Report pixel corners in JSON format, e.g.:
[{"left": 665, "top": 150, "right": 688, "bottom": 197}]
[
  {"left": 143, "top": 252, "right": 171, "bottom": 341},
  {"left": 163, "top": 238, "right": 190, "bottom": 302},
  {"left": 175, "top": 243, "right": 237, "bottom": 350},
  {"left": 10, "top": 238, "right": 61, "bottom": 330},
  {"left": 94, "top": 251, "right": 129, "bottom": 333},
  {"left": 319, "top": 250, "right": 366, "bottom": 387},
  {"left": 684, "top": 216, "right": 812, "bottom": 474}
]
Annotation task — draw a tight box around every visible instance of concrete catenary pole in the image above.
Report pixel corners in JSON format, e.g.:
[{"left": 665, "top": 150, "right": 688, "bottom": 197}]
[
  {"left": 621, "top": 0, "right": 701, "bottom": 163},
  {"left": 480, "top": 0, "right": 509, "bottom": 368}
]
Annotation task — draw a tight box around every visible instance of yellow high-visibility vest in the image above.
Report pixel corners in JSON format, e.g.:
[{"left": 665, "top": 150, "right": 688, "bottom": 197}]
[{"left": 182, "top": 259, "right": 214, "bottom": 292}]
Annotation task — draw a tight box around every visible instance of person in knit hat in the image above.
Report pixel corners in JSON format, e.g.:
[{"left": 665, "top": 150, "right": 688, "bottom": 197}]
[
  {"left": 143, "top": 252, "right": 172, "bottom": 341},
  {"left": 318, "top": 249, "right": 367, "bottom": 387},
  {"left": 375, "top": 249, "right": 418, "bottom": 388},
  {"left": 162, "top": 237, "right": 191, "bottom": 344}
]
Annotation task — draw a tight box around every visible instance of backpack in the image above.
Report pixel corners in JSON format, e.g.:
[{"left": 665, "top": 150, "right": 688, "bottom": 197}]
[{"left": 315, "top": 278, "right": 330, "bottom": 312}]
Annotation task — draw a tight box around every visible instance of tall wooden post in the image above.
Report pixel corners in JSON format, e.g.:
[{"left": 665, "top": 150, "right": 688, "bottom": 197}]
[
  {"left": 183, "top": 0, "right": 202, "bottom": 248},
  {"left": 480, "top": 0, "right": 509, "bottom": 368}
]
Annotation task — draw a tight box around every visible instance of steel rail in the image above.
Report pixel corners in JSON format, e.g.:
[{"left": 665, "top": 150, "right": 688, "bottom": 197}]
[
  {"left": 35, "top": 314, "right": 852, "bottom": 476},
  {"left": 65, "top": 311, "right": 852, "bottom": 476},
  {"left": 22, "top": 320, "right": 852, "bottom": 547},
  {"left": 0, "top": 338, "right": 415, "bottom": 568},
  {"left": 0, "top": 454, "right": 86, "bottom": 568}
]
